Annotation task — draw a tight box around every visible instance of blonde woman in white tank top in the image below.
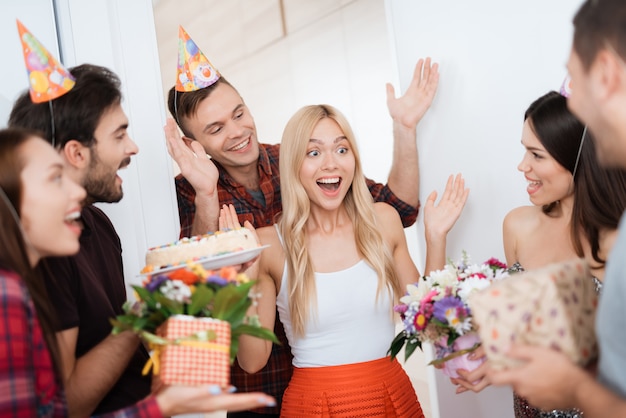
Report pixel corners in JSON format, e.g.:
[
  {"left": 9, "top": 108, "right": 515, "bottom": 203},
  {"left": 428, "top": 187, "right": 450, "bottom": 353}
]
[{"left": 222, "top": 104, "right": 469, "bottom": 418}]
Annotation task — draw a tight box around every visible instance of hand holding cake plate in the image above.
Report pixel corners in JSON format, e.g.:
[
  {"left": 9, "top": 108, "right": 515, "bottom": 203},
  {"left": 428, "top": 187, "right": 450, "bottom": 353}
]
[
  {"left": 140, "top": 225, "right": 266, "bottom": 277},
  {"left": 139, "top": 245, "right": 270, "bottom": 277}
]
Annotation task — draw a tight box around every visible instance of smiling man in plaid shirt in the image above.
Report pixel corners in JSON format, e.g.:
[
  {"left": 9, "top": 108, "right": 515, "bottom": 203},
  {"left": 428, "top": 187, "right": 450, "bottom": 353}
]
[{"left": 164, "top": 31, "right": 438, "bottom": 417}]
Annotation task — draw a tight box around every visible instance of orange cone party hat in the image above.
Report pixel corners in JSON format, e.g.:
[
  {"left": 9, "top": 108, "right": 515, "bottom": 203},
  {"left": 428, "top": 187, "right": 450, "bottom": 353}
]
[
  {"left": 16, "top": 20, "right": 75, "bottom": 103},
  {"left": 175, "top": 26, "right": 220, "bottom": 92}
]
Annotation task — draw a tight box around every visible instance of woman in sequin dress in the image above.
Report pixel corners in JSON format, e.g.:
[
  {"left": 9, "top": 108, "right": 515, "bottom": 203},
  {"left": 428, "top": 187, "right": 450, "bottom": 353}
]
[{"left": 452, "top": 91, "right": 626, "bottom": 418}]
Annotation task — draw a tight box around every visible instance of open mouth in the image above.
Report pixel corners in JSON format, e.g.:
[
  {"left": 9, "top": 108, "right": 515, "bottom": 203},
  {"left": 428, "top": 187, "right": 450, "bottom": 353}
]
[
  {"left": 64, "top": 210, "right": 83, "bottom": 231},
  {"left": 526, "top": 178, "right": 542, "bottom": 194},
  {"left": 317, "top": 177, "right": 341, "bottom": 191},
  {"left": 229, "top": 138, "right": 250, "bottom": 152}
]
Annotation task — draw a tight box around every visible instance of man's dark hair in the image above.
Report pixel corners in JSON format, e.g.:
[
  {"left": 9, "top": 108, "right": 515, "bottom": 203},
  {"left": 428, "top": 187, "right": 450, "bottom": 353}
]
[
  {"left": 573, "top": 0, "right": 626, "bottom": 70},
  {"left": 8, "top": 64, "right": 122, "bottom": 149},
  {"left": 167, "top": 76, "right": 236, "bottom": 138}
]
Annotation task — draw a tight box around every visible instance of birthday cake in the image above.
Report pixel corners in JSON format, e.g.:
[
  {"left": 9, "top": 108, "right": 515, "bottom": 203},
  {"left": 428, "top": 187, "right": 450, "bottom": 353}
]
[{"left": 144, "top": 228, "right": 258, "bottom": 270}]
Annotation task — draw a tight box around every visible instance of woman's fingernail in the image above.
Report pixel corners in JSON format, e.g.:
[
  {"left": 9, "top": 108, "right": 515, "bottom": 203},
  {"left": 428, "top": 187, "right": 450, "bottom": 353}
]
[
  {"left": 259, "top": 398, "right": 276, "bottom": 407},
  {"left": 208, "top": 385, "right": 221, "bottom": 395},
  {"left": 227, "top": 386, "right": 237, "bottom": 393}
]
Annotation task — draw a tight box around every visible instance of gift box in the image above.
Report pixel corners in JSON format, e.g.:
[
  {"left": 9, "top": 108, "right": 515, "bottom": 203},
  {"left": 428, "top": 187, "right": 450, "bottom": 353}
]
[
  {"left": 468, "top": 258, "right": 598, "bottom": 370},
  {"left": 155, "top": 315, "right": 231, "bottom": 386},
  {"left": 432, "top": 332, "right": 486, "bottom": 378}
]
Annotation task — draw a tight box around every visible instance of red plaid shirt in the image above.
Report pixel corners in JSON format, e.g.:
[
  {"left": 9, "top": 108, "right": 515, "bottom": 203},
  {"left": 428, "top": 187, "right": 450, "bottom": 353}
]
[
  {"left": 0, "top": 269, "right": 67, "bottom": 417},
  {"left": 175, "top": 142, "right": 419, "bottom": 414},
  {"left": 0, "top": 269, "right": 163, "bottom": 418}
]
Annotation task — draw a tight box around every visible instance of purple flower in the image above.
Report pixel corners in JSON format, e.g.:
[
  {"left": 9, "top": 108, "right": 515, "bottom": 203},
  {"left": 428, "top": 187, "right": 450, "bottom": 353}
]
[
  {"left": 206, "top": 274, "right": 229, "bottom": 286},
  {"left": 145, "top": 274, "right": 168, "bottom": 292},
  {"left": 433, "top": 296, "right": 465, "bottom": 323}
]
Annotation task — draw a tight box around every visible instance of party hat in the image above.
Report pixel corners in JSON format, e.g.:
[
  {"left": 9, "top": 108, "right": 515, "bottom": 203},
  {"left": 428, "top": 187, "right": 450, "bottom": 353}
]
[
  {"left": 560, "top": 74, "right": 572, "bottom": 98},
  {"left": 175, "top": 26, "right": 220, "bottom": 92},
  {"left": 16, "top": 19, "right": 75, "bottom": 104}
]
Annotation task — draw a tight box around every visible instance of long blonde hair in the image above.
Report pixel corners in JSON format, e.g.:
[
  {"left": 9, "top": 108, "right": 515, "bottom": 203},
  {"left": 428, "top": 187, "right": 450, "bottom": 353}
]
[{"left": 278, "top": 104, "right": 401, "bottom": 338}]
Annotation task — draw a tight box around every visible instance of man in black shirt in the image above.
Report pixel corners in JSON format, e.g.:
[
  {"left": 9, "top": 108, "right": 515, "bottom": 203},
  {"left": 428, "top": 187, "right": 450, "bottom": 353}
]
[{"left": 8, "top": 64, "right": 151, "bottom": 416}]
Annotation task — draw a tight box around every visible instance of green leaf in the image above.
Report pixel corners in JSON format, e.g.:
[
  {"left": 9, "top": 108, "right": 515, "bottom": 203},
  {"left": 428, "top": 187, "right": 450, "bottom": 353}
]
[
  {"left": 212, "top": 285, "right": 250, "bottom": 319},
  {"left": 154, "top": 294, "right": 184, "bottom": 315},
  {"left": 188, "top": 285, "right": 215, "bottom": 316},
  {"left": 132, "top": 285, "right": 158, "bottom": 308},
  {"left": 387, "top": 332, "right": 407, "bottom": 360},
  {"left": 231, "top": 324, "right": 279, "bottom": 344},
  {"left": 109, "top": 318, "right": 134, "bottom": 334},
  {"left": 221, "top": 298, "right": 252, "bottom": 327},
  {"left": 229, "top": 336, "right": 239, "bottom": 364},
  {"left": 404, "top": 338, "right": 422, "bottom": 362}
]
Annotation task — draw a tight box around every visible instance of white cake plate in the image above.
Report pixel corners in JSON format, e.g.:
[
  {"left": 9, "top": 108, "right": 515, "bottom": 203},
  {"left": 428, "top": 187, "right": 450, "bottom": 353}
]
[{"left": 139, "top": 245, "right": 270, "bottom": 277}]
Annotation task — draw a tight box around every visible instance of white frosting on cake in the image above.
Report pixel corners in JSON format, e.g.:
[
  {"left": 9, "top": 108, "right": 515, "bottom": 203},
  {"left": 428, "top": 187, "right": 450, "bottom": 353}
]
[{"left": 145, "top": 228, "right": 257, "bottom": 268}]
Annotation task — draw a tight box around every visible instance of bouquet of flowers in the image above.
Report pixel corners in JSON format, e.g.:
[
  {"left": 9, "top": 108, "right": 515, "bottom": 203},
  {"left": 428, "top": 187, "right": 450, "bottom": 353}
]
[
  {"left": 388, "top": 252, "right": 509, "bottom": 377},
  {"left": 111, "top": 263, "right": 277, "bottom": 386}
]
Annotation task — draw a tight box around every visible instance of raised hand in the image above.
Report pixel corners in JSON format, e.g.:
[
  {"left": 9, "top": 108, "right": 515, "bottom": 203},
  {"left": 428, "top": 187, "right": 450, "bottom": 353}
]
[
  {"left": 219, "top": 203, "right": 242, "bottom": 231},
  {"left": 422, "top": 174, "right": 469, "bottom": 273},
  {"left": 219, "top": 204, "right": 260, "bottom": 273},
  {"left": 164, "top": 118, "right": 218, "bottom": 197},
  {"left": 386, "top": 57, "right": 440, "bottom": 130},
  {"left": 424, "top": 173, "right": 469, "bottom": 241}
]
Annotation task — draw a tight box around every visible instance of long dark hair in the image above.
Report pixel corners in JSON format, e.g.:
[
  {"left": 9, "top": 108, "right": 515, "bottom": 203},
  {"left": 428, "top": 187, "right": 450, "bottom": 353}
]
[
  {"left": 525, "top": 91, "right": 626, "bottom": 266},
  {"left": 0, "top": 128, "right": 63, "bottom": 378},
  {"left": 571, "top": 133, "right": 626, "bottom": 265}
]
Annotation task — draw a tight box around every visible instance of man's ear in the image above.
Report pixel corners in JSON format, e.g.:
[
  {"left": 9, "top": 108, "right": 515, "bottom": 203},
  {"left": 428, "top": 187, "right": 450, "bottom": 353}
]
[
  {"left": 181, "top": 135, "right": 194, "bottom": 148},
  {"left": 62, "top": 139, "right": 90, "bottom": 169},
  {"left": 594, "top": 49, "right": 624, "bottom": 99}
]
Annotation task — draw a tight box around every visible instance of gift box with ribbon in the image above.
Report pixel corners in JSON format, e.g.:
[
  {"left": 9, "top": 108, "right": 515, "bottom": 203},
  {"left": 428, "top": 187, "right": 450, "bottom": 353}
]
[
  {"left": 468, "top": 258, "right": 598, "bottom": 370},
  {"left": 150, "top": 315, "right": 231, "bottom": 386}
]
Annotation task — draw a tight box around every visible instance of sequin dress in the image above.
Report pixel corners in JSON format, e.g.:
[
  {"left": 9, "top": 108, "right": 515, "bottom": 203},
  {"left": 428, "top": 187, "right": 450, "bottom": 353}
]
[{"left": 508, "top": 262, "right": 602, "bottom": 418}]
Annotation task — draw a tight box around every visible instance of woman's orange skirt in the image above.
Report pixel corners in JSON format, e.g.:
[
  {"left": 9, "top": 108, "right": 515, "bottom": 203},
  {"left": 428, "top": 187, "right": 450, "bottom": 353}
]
[{"left": 280, "top": 357, "right": 424, "bottom": 418}]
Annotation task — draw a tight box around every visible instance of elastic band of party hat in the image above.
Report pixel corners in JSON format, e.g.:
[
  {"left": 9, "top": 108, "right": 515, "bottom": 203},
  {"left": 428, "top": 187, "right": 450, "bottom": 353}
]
[
  {"left": 175, "top": 26, "right": 220, "bottom": 92},
  {"left": 16, "top": 19, "right": 75, "bottom": 104},
  {"left": 558, "top": 73, "right": 587, "bottom": 179}
]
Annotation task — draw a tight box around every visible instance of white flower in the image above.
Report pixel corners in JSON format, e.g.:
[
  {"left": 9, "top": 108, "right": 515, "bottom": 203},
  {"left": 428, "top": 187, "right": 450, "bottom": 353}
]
[
  {"left": 450, "top": 316, "right": 473, "bottom": 335},
  {"left": 160, "top": 280, "right": 192, "bottom": 302},
  {"left": 400, "top": 282, "right": 431, "bottom": 305},
  {"left": 428, "top": 266, "right": 458, "bottom": 289},
  {"left": 457, "top": 275, "right": 492, "bottom": 301}
]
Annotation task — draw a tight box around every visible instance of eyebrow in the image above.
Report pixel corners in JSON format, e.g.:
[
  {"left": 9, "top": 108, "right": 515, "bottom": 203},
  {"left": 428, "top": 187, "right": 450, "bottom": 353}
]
[
  {"left": 113, "top": 123, "right": 129, "bottom": 135},
  {"left": 202, "top": 104, "right": 245, "bottom": 134},
  {"left": 46, "top": 162, "right": 64, "bottom": 173},
  {"left": 521, "top": 140, "right": 544, "bottom": 152},
  {"left": 309, "top": 136, "right": 348, "bottom": 144}
]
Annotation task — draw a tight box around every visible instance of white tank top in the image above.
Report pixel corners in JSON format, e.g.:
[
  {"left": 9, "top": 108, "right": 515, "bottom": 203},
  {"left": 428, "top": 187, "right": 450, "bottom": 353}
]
[{"left": 275, "top": 228, "right": 395, "bottom": 367}]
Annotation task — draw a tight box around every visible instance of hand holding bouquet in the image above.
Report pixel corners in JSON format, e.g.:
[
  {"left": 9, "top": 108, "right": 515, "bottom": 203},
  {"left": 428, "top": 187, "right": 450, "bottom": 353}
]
[{"left": 389, "top": 253, "right": 508, "bottom": 377}]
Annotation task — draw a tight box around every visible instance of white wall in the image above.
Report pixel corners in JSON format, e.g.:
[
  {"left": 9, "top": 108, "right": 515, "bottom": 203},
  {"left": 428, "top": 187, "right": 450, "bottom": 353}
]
[
  {"left": 1, "top": 0, "right": 58, "bottom": 127},
  {"left": 52, "top": 0, "right": 180, "bottom": 288},
  {"left": 386, "top": 0, "right": 584, "bottom": 417}
]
